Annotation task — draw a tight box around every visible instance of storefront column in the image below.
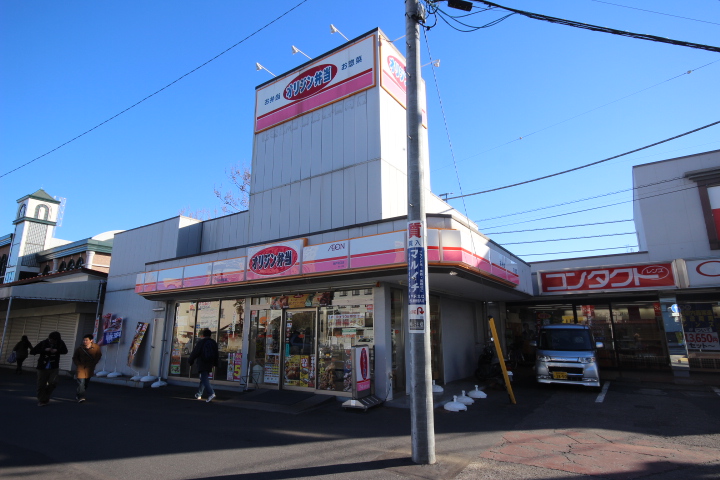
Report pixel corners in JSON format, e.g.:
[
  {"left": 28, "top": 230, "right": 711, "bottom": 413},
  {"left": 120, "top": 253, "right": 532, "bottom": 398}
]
[
  {"left": 374, "top": 285, "right": 392, "bottom": 401},
  {"left": 658, "top": 295, "right": 690, "bottom": 376}
]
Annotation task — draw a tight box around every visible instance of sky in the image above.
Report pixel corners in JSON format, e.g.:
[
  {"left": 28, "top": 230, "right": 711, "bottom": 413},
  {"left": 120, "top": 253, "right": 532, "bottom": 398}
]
[{"left": 1, "top": 0, "right": 718, "bottom": 263}]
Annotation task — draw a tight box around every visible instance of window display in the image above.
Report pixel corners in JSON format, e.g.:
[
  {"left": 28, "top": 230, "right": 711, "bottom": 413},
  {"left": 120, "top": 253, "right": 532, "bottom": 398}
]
[
  {"left": 170, "top": 298, "right": 245, "bottom": 381},
  {"left": 318, "top": 304, "right": 373, "bottom": 393}
]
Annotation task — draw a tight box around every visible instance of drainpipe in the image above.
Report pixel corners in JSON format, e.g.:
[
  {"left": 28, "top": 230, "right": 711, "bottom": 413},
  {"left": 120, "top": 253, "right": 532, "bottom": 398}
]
[{"left": 0, "top": 296, "right": 13, "bottom": 360}]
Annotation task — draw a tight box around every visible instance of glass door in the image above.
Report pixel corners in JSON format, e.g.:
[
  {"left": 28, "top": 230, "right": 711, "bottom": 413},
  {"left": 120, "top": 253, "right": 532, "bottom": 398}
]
[{"left": 282, "top": 310, "right": 316, "bottom": 391}]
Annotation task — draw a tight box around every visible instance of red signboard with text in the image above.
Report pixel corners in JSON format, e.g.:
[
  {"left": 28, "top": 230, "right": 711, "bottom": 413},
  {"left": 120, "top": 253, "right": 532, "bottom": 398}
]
[{"left": 539, "top": 263, "right": 676, "bottom": 294}]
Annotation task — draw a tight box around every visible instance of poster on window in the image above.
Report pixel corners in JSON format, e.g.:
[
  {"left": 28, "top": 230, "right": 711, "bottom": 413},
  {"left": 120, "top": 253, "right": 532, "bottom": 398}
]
[
  {"left": 682, "top": 303, "right": 720, "bottom": 351},
  {"left": 227, "top": 352, "right": 243, "bottom": 381}
]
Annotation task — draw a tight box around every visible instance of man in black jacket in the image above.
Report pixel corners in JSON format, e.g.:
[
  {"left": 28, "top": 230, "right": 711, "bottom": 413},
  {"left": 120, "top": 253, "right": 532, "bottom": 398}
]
[
  {"left": 188, "top": 328, "right": 219, "bottom": 403},
  {"left": 31, "top": 331, "right": 69, "bottom": 406}
]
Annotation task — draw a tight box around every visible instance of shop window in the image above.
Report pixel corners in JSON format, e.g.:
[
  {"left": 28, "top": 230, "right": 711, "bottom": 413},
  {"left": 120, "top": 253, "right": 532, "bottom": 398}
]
[
  {"left": 680, "top": 302, "right": 720, "bottom": 358},
  {"left": 352, "top": 290, "right": 360, "bottom": 296},
  {"left": 0, "top": 254, "right": 7, "bottom": 280},
  {"left": 609, "top": 302, "right": 668, "bottom": 369},
  {"left": 338, "top": 291, "right": 348, "bottom": 297},
  {"left": 218, "top": 299, "right": 245, "bottom": 381},
  {"left": 317, "top": 304, "right": 374, "bottom": 393},
  {"left": 363, "top": 288, "right": 372, "bottom": 295},
  {"left": 170, "top": 302, "right": 197, "bottom": 377},
  {"left": 250, "top": 308, "right": 281, "bottom": 385}
]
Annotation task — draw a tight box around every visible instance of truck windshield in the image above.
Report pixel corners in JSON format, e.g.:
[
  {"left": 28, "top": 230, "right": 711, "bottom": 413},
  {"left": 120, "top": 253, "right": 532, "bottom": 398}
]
[{"left": 538, "top": 329, "right": 593, "bottom": 351}]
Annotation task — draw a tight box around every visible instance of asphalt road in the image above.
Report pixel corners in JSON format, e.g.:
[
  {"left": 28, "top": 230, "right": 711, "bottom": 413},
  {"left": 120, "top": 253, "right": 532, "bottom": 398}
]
[{"left": 1, "top": 366, "right": 718, "bottom": 480}]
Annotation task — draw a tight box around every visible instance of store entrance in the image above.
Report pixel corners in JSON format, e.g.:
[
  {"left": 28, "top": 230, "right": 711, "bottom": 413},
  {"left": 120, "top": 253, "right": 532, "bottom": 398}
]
[{"left": 282, "top": 310, "right": 316, "bottom": 391}]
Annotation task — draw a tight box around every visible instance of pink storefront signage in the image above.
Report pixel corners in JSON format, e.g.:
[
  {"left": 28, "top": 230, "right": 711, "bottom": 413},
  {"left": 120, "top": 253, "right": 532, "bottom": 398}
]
[
  {"left": 246, "top": 240, "right": 304, "bottom": 280},
  {"left": 539, "top": 263, "right": 677, "bottom": 294},
  {"left": 254, "top": 34, "right": 376, "bottom": 133},
  {"left": 303, "top": 241, "right": 349, "bottom": 274}
]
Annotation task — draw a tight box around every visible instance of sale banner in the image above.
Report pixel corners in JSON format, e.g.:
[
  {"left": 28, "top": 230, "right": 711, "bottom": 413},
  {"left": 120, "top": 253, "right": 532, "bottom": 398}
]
[{"left": 127, "top": 322, "right": 149, "bottom": 366}]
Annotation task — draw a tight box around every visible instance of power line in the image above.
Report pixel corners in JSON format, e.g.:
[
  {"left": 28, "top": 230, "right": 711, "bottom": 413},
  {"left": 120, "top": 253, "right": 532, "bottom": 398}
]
[
  {"left": 503, "top": 232, "right": 636, "bottom": 245},
  {"left": 474, "top": 0, "right": 720, "bottom": 53},
  {"left": 0, "top": 0, "right": 311, "bottom": 179},
  {"left": 476, "top": 174, "right": 685, "bottom": 222},
  {"left": 432, "top": 59, "right": 719, "bottom": 172},
  {"left": 485, "top": 219, "right": 633, "bottom": 235},
  {"left": 518, "top": 245, "right": 639, "bottom": 257},
  {"left": 447, "top": 120, "right": 720, "bottom": 200},
  {"left": 590, "top": 0, "right": 720, "bottom": 26},
  {"left": 482, "top": 181, "right": 701, "bottom": 229}
]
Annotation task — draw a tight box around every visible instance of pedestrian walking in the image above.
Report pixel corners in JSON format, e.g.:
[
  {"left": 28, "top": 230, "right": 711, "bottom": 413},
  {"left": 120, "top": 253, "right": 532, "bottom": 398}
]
[
  {"left": 12, "top": 335, "right": 33, "bottom": 375},
  {"left": 187, "top": 328, "right": 218, "bottom": 403},
  {"left": 30, "top": 331, "right": 68, "bottom": 406},
  {"left": 72, "top": 334, "right": 102, "bottom": 403}
]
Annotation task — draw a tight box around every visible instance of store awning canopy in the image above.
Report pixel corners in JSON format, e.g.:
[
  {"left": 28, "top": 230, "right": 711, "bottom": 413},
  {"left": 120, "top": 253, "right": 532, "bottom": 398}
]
[{"left": 0, "top": 280, "right": 104, "bottom": 303}]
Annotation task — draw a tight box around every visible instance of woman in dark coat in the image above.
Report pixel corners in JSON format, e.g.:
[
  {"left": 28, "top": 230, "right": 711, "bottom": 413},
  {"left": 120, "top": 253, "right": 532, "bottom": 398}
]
[{"left": 13, "top": 335, "right": 33, "bottom": 374}]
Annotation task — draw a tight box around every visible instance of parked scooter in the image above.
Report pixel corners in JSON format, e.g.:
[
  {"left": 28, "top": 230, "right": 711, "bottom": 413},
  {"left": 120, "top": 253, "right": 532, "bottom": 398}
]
[{"left": 474, "top": 340, "right": 505, "bottom": 388}]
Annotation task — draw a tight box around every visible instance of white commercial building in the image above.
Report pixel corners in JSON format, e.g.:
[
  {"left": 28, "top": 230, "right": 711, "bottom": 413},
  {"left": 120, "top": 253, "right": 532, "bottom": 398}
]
[{"left": 101, "top": 29, "right": 533, "bottom": 399}]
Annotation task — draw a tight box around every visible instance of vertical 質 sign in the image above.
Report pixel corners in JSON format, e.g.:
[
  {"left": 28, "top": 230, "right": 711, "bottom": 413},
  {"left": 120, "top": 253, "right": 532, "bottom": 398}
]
[{"left": 407, "top": 221, "right": 428, "bottom": 334}]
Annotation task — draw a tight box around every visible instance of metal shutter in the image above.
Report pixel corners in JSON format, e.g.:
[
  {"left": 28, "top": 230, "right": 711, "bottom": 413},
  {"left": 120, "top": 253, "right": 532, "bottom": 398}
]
[{"left": 38, "top": 314, "right": 79, "bottom": 372}]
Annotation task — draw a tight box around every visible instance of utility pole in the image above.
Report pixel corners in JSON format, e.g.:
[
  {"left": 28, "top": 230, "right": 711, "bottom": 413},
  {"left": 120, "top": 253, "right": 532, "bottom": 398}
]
[{"left": 405, "top": 0, "right": 436, "bottom": 465}]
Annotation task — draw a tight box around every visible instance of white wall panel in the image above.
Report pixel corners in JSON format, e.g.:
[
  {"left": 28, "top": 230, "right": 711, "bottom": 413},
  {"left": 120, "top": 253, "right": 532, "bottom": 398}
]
[
  {"left": 288, "top": 181, "right": 301, "bottom": 237},
  {"left": 343, "top": 167, "right": 356, "bottom": 226},
  {"left": 365, "top": 89, "right": 381, "bottom": 162},
  {"left": 332, "top": 101, "right": 344, "bottom": 171},
  {"left": 309, "top": 176, "right": 323, "bottom": 233},
  {"left": 300, "top": 114, "right": 312, "bottom": 180},
  {"left": 367, "top": 159, "right": 383, "bottom": 221},
  {"left": 275, "top": 184, "right": 290, "bottom": 240},
  {"left": 310, "top": 110, "right": 322, "bottom": 177},
  {"left": 291, "top": 118, "right": 302, "bottom": 183},
  {"left": 354, "top": 163, "right": 369, "bottom": 224},
  {"left": 355, "top": 91, "right": 369, "bottom": 164},
  {"left": 321, "top": 105, "right": 333, "bottom": 174},
  {"left": 259, "top": 190, "right": 273, "bottom": 243},
  {"left": 321, "top": 173, "right": 333, "bottom": 231},
  {"left": 272, "top": 127, "right": 284, "bottom": 191},
  {"left": 331, "top": 170, "right": 344, "bottom": 229},
  {"left": 299, "top": 179, "right": 312, "bottom": 234},
  {"left": 343, "top": 97, "right": 356, "bottom": 168},
  {"left": 281, "top": 122, "right": 292, "bottom": 185}
]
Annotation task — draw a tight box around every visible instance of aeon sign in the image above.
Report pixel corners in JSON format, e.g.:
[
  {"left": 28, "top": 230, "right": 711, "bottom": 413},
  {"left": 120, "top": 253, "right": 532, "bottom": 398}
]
[
  {"left": 249, "top": 246, "right": 297, "bottom": 276},
  {"left": 284, "top": 64, "right": 337, "bottom": 101}
]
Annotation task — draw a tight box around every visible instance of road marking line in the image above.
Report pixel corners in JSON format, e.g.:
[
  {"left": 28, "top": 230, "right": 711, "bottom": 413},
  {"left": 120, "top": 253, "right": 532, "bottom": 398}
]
[
  {"left": 595, "top": 381, "right": 610, "bottom": 403},
  {"left": 712, "top": 387, "right": 720, "bottom": 397}
]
